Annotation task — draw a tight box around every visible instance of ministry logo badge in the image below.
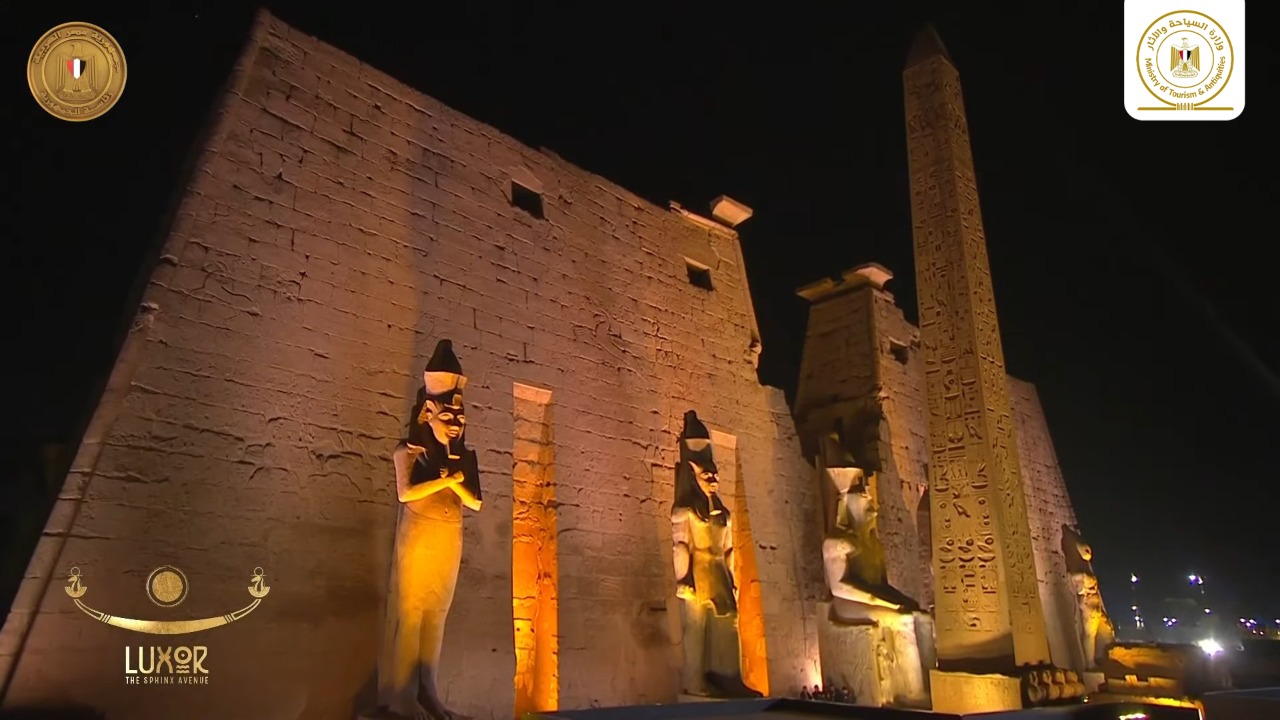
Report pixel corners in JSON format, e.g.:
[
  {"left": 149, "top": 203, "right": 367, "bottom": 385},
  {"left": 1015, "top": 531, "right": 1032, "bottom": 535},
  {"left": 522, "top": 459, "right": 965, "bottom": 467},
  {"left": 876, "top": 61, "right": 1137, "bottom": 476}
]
[{"left": 1124, "top": 0, "right": 1244, "bottom": 120}]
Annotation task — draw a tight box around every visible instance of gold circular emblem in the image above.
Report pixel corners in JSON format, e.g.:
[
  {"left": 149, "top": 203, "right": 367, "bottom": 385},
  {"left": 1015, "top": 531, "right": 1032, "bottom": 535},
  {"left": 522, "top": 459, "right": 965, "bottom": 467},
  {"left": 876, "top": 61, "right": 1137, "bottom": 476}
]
[
  {"left": 27, "top": 22, "right": 127, "bottom": 122},
  {"left": 146, "top": 565, "right": 189, "bottom": 607},
  {"left": 1135, "top": 11, "right": 1234, "bottom": 110}
]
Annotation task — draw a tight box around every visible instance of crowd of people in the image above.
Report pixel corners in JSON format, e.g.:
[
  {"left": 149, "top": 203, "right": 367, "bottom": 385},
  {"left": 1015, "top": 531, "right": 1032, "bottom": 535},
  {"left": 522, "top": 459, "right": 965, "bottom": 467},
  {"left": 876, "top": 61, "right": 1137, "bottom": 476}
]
[{"left": 796, "top": 683, "right": 855, "bottom": 703}]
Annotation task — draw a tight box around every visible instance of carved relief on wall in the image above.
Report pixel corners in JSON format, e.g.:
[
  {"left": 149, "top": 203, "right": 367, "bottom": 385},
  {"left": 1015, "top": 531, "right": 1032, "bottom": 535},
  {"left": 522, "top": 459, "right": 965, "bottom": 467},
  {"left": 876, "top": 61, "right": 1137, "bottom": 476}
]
[{"left": 905, "top": 56, "right": 1049, "bottom": 663}]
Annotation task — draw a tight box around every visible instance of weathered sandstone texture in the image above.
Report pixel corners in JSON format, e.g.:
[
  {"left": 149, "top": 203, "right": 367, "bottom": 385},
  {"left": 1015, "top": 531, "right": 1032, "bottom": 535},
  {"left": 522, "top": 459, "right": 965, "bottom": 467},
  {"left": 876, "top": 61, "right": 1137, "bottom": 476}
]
[
  {"left": 793, "top": 269, "right": 931, "bottom": 611},
  {"left": 1009, "top": 377, "right": 1085, "bottom": 671},
  {"left": 0, "top": 11, "right": 824, "bottom": 719},
  {"left": 794, "top": 271, "right": 1089, "bottom": 673}
]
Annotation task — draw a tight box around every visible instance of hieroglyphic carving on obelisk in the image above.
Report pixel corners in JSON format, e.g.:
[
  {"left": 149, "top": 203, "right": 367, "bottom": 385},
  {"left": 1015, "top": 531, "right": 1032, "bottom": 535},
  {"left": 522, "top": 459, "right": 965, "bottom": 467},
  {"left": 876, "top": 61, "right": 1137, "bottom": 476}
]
[{"left": 904, "top": 27, "right": 1051, "bottom": 669}]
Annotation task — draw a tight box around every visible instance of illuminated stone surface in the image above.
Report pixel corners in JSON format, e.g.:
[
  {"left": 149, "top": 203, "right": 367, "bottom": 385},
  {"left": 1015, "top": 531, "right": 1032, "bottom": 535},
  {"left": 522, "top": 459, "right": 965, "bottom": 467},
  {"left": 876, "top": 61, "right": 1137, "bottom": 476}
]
[
  {"left": 670, "top": 412, "right": 761, "bottom": 699},
  {"left": 809, "top": 431, "right": 930, "bottom": 708},
  {"left": 794, "top": 269, "right": 931, "bottom": 611},
  {"left": 1062, "top": 528, "right": 1116, "bottom": 670},
  {"left": 904, "top": 27, "right": 1051, "bottom": 669},
  {"left": 0, "top": 11, "right": 823, "bottom": 718},
  {"left": 0, "top": 11, "right": 1109, "bottom": 719},
  {"left": 709, "top": 196, "right": 753, "bottom": 228},
  {"left": 794, "top": 269, "right": 1100, "bottom": 681},
  {"left": 1010, "top": 378, "right": 1091, "bottom": 671},
  {"left": 512, "top": 383, "right": 558, "bottom": 717},
  {"left": 378, "top": 339, "right": 482, "bottom": 720},
  {"left": 928, "top": 669, "right": 1022, "bottom": 714}
]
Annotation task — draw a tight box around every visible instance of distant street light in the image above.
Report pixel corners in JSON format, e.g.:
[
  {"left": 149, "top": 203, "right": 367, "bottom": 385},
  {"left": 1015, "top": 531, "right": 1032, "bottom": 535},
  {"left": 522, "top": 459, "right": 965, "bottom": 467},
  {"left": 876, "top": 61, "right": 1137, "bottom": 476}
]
[{"left": 1196, "top": 638, "right": 1224, "bottom": 657}]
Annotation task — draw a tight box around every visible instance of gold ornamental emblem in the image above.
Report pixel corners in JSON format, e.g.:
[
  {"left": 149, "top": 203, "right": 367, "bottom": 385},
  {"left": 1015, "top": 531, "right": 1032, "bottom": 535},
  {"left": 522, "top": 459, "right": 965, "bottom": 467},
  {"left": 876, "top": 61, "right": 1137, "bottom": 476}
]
[
  {"left": 27, "top": 21, "right": 127, "bottom": 122},
  {"left": 1134, "top": 11, "right": 1235, "bottom": 111}
]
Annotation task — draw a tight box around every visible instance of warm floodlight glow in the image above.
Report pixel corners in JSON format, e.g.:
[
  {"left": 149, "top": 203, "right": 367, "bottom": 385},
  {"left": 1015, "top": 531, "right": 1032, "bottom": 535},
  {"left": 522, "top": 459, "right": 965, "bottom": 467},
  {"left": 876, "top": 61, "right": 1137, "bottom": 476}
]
[
  {"left": 1197, "top": 639, "right": 1223, "bottom": 656},
  {"left": 1118, "top": 712, "right": 1148, "bottom": 720},
  {"left": 511, "top": 385, "right": 559, "bottom": 717}
]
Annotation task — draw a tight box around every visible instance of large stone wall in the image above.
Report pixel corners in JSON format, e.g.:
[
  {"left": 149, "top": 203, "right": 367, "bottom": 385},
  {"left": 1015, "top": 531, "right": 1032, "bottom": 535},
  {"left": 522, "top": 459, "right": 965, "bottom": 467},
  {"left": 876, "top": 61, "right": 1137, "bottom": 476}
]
[
  {"left": 794, "top": 270, "right": 1086, "bottom": 670},
  {"left": 0, "top": 11, "right": 823, "bottom": 719},
  {"left": 1009, "top": 378, "right": 1084, "bottom": 671},
  {"left": 793, "top": 271, "right": 930, "bottom": 610}
]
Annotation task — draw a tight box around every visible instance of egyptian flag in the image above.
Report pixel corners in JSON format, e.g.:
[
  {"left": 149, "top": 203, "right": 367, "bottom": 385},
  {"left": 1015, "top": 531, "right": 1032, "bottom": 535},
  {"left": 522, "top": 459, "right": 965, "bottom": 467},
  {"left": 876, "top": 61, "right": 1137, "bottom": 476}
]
[{"left": 67, "top": 58, "right": 87, "bottom": 79}]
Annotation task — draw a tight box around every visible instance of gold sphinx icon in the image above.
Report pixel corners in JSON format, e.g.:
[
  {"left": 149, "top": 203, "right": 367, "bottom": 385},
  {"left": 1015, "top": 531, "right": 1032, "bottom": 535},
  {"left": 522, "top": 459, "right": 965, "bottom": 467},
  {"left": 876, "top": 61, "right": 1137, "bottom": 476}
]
[{"left": 65, "top": 566, "right": 271, "bottom": 635}]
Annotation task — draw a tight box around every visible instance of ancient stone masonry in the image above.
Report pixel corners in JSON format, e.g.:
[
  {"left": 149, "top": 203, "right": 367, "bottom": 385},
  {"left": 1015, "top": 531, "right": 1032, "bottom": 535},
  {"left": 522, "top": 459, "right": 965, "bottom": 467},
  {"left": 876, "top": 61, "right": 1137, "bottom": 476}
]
[
  {"left": 794, "top": 266, "right": 930, "bottom": 611},
  {"left": 904, "top": 28, "right": 1051, "bottom": 671},
  {"left": 795, "top": 270, "right": 1095, "bottom": 674},
  {"left": 512, "top": 383, "right": 558, "bottom": 717},
  {"left": 792, "top": 258, "right": 1094, "bottom": 707},
  {"left": 1009, "top": 378, "right": 1086, "bottom": 672},
  {"left": 0, "top": 11, "right": 823, "bottom": 719}
]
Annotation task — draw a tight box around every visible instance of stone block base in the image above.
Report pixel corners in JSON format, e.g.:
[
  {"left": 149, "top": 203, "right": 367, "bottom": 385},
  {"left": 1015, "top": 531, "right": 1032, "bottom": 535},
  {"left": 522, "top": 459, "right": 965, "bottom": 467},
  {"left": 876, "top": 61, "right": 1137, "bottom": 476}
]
[
  {"left": 929, "top": 669, "right": 1023, "bottom": 714},
  {"left": 1082, "top": 670, "right": 1105, "bottom": 694},
  {"left": 815, "top": 601, "right": 928, "bottom": 708},
  {"left": 817, "top": 606, "right": 878, "bottom": 705}
]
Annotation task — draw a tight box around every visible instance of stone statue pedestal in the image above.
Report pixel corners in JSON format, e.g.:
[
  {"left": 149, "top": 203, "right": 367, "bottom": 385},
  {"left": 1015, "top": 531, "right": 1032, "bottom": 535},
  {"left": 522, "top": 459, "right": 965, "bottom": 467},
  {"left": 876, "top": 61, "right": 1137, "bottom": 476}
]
[
  {"left": 1082, "top": 670, "right": 1105, "bottom": 694},
  {"left": 817, "top": 602, "right": 878, "bottom": 705},
  {"left": 815, "top": 601, "right": 929, "bottom": 708},
  {"left": 929, "top": 670, "right": 1023, "bottom": 714}
]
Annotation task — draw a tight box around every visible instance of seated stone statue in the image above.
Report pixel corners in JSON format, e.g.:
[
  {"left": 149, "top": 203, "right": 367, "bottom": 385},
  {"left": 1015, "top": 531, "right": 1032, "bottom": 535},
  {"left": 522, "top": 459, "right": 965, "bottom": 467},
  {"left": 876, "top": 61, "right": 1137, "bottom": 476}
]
[
  {"left": 377, "top": 340, "right": 483, "bottom": 720},
  {"left": 819, "top": 432, "right": 920, "bottom": 615},
  {"left": 671, "top": 410, "right": 760, "bottom": 699}
]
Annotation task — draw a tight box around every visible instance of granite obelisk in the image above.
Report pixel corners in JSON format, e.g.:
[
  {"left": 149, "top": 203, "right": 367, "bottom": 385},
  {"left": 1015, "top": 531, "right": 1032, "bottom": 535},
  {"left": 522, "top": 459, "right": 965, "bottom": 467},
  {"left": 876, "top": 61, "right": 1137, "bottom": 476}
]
[{"left": 904, "top": 25, "right": 1052, "bottom": 700}]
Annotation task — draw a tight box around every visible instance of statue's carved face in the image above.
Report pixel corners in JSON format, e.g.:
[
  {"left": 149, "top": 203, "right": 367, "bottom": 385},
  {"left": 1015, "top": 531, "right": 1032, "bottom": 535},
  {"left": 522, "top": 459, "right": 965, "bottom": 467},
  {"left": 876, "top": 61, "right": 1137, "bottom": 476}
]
[
  {"left": 689, "top": 460, "right": 719, "bottom": 498},
  {"left": 424, "top": 392, "right": 466, "bottom": 447},
  {"left": 1077, "top": 542, "right": 1093, "bottom": 562},
  {"left": 843, "top": 487, "right": 876, "bottom": 523}
]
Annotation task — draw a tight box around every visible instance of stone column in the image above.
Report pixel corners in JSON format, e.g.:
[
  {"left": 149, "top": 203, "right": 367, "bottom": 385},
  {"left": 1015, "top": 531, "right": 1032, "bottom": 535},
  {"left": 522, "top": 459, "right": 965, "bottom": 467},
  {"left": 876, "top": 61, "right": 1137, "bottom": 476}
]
[{"left": 903, "top": 25, "right": 1052, "bottom": 711}]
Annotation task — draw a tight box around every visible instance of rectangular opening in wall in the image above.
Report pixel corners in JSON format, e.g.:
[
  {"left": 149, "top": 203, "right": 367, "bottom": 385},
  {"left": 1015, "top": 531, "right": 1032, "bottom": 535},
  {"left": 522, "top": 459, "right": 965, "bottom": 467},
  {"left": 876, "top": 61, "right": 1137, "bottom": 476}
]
[
  {"left": 888, "top": 338, "right": 910, "bottom": 365},
  {"left": 685, "top": 259, "right": 713, "bottom": 291},
  {"left": 511, "top": 181, "right": 544, "bottom": 219},
  {"left": 512, "top": 383, "right": 558, "bottom": 716},
  {"left": 709, "top": 429, "right": 770, "bottom": 696}
]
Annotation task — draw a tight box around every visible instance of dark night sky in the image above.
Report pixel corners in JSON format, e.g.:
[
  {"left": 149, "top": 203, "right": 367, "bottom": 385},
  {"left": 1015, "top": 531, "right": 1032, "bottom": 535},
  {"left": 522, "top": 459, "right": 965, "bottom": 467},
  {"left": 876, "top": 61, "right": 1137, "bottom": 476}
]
[{"left": 2, "top": 3, "right": 1277, "bottom": 618}]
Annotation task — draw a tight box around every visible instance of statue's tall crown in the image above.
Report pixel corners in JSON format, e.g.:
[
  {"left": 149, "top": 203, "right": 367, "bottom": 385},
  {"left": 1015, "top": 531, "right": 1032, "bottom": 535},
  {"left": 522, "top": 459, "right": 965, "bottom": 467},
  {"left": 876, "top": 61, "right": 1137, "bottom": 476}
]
[
  {"left": 680, "top": 410, "right": 712, "bottom": 453},
  {"left": 681, "top": 410, "right": 710, "bottom": 440},
  {"left": 423, "top": 339, "right": 466, "bottom": 396}
]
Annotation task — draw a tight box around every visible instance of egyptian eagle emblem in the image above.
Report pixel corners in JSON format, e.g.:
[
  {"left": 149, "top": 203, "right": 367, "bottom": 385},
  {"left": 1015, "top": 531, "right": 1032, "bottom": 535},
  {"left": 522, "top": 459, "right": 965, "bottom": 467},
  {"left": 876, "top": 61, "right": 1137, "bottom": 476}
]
[{"left": 1170, "top": 38, "right": 1200, "bottom": 79}]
